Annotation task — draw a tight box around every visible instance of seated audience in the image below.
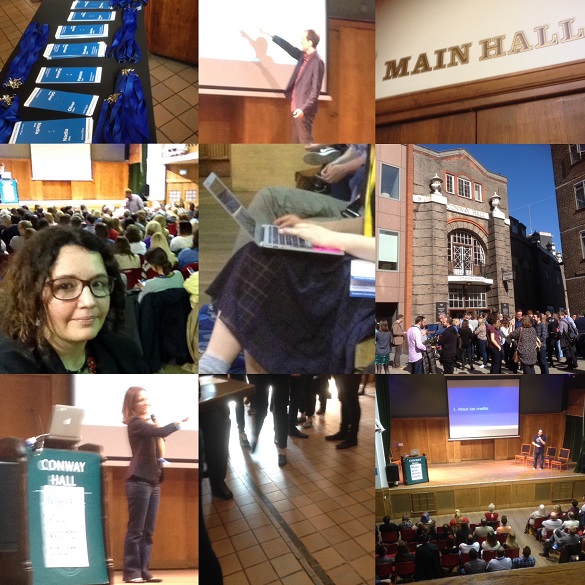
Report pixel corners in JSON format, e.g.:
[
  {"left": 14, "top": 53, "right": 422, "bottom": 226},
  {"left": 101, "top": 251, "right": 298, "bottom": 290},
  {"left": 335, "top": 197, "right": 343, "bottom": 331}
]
[
  {"left": 504, "top": 531, "right": 519, "bottom": 550},
  {"left": 459, "top": 534, "right": 480, "bottom": 555},
  {"left": 375, "top": 544, "right": 393, "bottom": 571},
  {"left": 456, "top": 521, "right": 472, "bottom": 544},
  {"left": 125, "top": 224, "right": 147, "bottom": 255},
  {"left": 482, "top": 531, "right": 499, "bottom": 553},
  {"left": 150, "top": 232, "right": 177, "bottom": 267},
  {"left": 394, "top": 541, "right": 415, "bottom": 564},
  {"left": 563, "top": 511, "right": 580, "bottom": 530},
  {"left": 473, "top": 518, "right": 494, "bottom": 539},
  {"left": 177, "top": 230, "right": 199, "bottom": 270},
  {"left": 138, "top": 248, "right": 184, "bottom": 303},
  {"left": 463, "top": 547, "right": 486, "bottom": 574},
  {"left": 415, "top": 533, "right": 442, "bottom": 581},
  {"left": 525, "top": 504, "right": 547, "bottom": 533},
  {"left": 496, "top": 516, "right": 512, "bottom": 534},
  {"left": 539, "top": 512, "right": 562, "bottom": 541},
  {"left": 170, "top": 220, "right": 193, "bottom": 252},
  {"left": 144, "top": 220, "right": 163, "bottom": 249},
  {"left": 113, "top": 236, "right": 141, "bottom": 270},
  {"left": 485, "top": 503, "right": 499, "bottom": 523},
  {"left": 540, "top": 527, "right": 581, "bottom": 557},
  {"left": 399, "top": 514, "right": 413, "bottom": 531},
  {"left": 449, "top": 509, "right": 468, "bottom": 529},
  {"left": 512, "top": 546, "right": 536, "bottom": 568},
  {"left": 486, "top": 547, "right": 512, "bottom": 571},
  {"left": 379, "top": 516, "right": 399, "bottom": 534}
]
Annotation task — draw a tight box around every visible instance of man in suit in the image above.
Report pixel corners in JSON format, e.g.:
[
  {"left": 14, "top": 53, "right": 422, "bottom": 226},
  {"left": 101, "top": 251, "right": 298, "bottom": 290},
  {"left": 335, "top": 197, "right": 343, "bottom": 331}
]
[{"left": 263, "top": 29, "right": 325, "bottom": 143}]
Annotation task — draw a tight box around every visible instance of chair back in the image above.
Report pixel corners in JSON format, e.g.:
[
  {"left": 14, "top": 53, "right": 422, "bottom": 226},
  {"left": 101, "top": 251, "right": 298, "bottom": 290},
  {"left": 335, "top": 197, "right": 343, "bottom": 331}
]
[
  {"left": 385, "top": 543, "right": 399, "bottom": 556},
  {"left": 381, "top": 530, "right": 399, "bottom": 544},
  {"left": 533, "top": 517, "right": 545, "bottom": 531},
  {"left": 546, "top": 446, "right": 557, "bottom": 458},
  {"left": 558, "top": 448, "right": 570, "bottom": 462},
  {"left": 469, "top": 523, "right": 477, "bottom": 531},
  {"left": 482, "top": 549, "right": 497, "bottom": 562},
  {"left": 121, "top": 267, "right": 144, "bottom": 290},
  {"left": 400, "top": 528, "right": 417, "bottom": 542},
  {"left": 505, "top": 547, "right": 520, "bottom": 559},
  {"left": 394, "top": 561, "right": 416, "bottom": 578},
  {"left": 520, "top": 443, "right": 531, "bottom": 455},
  {"left": 181, "top": 262, "right": 198, "bottom": 280},
  {"left": 460, "top": 552, "right": 471, "bottom": 565},
  {"left": 375, "top": 562, "right": 392, "bottom": 578},
  {"left": 496, "top": 533, "right": 508, "bottom": 545},
  {"left": 440, "top": 553, "right": 460, "bottom": 569}
]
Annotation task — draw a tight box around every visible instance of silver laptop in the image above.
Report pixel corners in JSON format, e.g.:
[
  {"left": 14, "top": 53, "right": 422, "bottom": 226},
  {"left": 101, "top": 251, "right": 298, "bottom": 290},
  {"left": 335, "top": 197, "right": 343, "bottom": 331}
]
[
  {"left": 203, "top": 172, "right": 344, "bottom": 255},
  {"left": 48, "top": 405, "right": 84, "bottom": 444}
]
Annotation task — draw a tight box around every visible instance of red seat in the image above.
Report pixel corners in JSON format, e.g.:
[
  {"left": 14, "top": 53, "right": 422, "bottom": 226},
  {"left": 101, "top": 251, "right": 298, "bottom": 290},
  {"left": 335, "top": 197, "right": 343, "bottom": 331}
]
[
  {"left": 460, "top": 552, "right": 471, "bottom": 565},
  {"left": 381, "top": 530, "right": 399, "bottom": 544},
  {"left": 532, "top": 517, "right": 545, "bottom": 534},
  {"left": 505, "top": 547, "right": 520, "bottom": 559},
  {"left": 181, "top": 262, "right": 198, "bottom": 280},
  {"left": 407, "top": 542, "right": 417, "bottom": 552},
  {"left": 394, "top": 561, "right": 416, "bottom": 581},
  {"left": 400, "top": 528, "right": 417, "bottom": 542},
  {"left": 482, "top": 549, "right": 497, "bottom": 562},
  {"left": 440, "top": 553, "right": 460, "bottom": 573},
  {"left": 121, "top": 267, "right": 143, "bottom": 290},
  {"left": 496, "top": 533, "right": 508, "bottom": 545},
  {"left": 385, "top": 542, "right": 399, "bottom": 556},
  {"left": 376, "top": 562, "right": 393, "bottom": 578}
]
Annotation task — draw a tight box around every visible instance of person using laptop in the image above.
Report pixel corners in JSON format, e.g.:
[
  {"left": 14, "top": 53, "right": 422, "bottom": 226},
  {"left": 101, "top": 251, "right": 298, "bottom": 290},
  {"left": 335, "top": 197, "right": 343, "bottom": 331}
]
[
  {"left": 122, "top": 386, "right": 188, "bottom": 584},
  {"left": 199, "top": 149, "right": 376, "bottom": 374},
  {"left": 0, "top": 227, "right": 148, "bottom": 373}
]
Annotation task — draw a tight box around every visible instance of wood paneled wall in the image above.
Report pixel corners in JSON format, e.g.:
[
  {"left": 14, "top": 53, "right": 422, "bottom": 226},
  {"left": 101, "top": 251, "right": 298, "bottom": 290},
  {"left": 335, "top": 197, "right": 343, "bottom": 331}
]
[
  {"left": 199, "top": 19, "right": 375, "bottom": 144},
  {"left": 0, "top": 159, "right": 129, "bottom": 202},
  {"left": 105, "top": 466, "right": 198, "bottom": 569},
  {"left": 376, "top": 61, "right": 585, "bottom": 143},
  {"left": 391, "top": 413, "right": 567, "bottom": 464},
  {"left": 0, "top": 375, "right": 71, "bottom": 439}
]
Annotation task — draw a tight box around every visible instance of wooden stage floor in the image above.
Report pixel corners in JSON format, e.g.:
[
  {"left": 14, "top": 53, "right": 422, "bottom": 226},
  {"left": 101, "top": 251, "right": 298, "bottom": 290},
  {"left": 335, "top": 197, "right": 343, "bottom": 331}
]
[{"left": 392, "top": 459, "right": 579, "bottom": 490}]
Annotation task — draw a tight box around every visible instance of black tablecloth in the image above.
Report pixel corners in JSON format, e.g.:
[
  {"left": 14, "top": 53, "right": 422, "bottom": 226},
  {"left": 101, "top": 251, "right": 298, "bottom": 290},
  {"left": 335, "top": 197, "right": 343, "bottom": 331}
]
[{"left": 0, "top": 0, "right": 155, "bottom": 143}]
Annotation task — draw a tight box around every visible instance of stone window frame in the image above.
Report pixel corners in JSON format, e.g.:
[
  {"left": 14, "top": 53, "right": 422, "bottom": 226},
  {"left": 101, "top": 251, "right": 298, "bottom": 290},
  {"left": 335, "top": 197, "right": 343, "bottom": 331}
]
[
  {"left": 575, "top": 180, "right": 585, "bottom": 210},
  {"left": 447, "top": 229, "right": 487, "bottom": 275},
  {"left": 580, "top": 230, "right": 585, "bottom": 259},
  {"left": 445, "top": 173, "right": 455, "bottom": 194},
  {"left": 474, "top": 182, "right": 483, "bottom": 202},
  {"left": 457, "top": 176, "right": 472, "bottom": 199},
  {"left": 377, "top": 228, "right": 399, "bottom": 272},
  {"left": 380, "top": 162, "right": 400, "bottom": 200},
  {"left": 569, "top": 144, "right": 585, "bottom": 165}
]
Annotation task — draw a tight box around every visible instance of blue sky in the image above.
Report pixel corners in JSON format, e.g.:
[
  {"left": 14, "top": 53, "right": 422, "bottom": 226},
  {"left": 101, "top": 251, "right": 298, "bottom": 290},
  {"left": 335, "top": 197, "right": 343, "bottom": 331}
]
[{"left": 420, "top": 144, "right": 561, "bottom": 253}]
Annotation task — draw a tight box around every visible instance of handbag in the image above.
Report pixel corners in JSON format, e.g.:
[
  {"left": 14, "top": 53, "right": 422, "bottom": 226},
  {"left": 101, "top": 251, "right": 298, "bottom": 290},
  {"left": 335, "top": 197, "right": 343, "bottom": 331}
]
[{"left": 513, "top": 329, "right": 522, "bottom": 363}]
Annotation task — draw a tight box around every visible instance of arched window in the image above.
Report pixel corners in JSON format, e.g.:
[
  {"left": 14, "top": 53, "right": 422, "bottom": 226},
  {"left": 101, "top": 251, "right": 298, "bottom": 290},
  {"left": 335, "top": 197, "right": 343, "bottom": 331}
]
[{"left": 447, "top": 231, "right": 486, "bottom": 277}]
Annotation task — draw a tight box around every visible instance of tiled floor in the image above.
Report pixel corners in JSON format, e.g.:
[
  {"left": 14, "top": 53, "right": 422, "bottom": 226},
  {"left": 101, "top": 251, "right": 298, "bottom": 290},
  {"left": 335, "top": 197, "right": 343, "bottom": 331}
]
[
  {"left": 0, "top": 0, "right": 198, "bottom": 143},
  {"left": 202, "top": 378, "right": 375, "bottom": 585}
]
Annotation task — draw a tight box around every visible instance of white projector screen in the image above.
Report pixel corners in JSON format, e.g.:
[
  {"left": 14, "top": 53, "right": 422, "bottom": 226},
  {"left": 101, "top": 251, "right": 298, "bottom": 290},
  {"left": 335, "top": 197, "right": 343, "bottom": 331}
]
[
  {"left": 447, "top": 378, "right": 520, "bottom": 440},
  {"left": 73, "top": 375, "right": 198, "bottom": 465},
  {"left": 199, "top": 0, "right": 327, "bottom": 96},
  {"left": 31, "top": 144, "right": 92, "bottom": 181}
]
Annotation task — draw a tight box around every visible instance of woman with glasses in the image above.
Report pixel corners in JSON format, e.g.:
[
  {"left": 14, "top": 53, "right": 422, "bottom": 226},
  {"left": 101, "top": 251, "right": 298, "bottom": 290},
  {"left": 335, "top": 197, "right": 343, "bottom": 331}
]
[{"left": 0, "top": 227, "right": 147, "bottom": 373}]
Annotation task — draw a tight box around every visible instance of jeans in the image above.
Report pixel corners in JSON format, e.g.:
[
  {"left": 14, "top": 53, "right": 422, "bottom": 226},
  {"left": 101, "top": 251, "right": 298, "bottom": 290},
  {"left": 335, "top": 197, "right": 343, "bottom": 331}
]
[
  {"left": 534, "top": 450, "right": 544, "bottom": 469},
  {"left": 477, "top": 339, "right": 488, "bottom": 366},
  {"left": 488, "top": 346, "right": 501, "bottom": 374},
  {"left": 124, "top": 480, "right": 160, "bottom": 581},
  {"left": 411, "top": 358, "right": 423, "bottom": 374},
  {"left": 536, "top": 347, "right": 549, "bottom": 374}
]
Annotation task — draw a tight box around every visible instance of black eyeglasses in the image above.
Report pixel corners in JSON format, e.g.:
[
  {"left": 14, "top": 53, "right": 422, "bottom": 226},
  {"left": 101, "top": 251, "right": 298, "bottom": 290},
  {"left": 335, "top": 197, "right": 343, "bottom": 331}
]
[{"left": 45, "top": 276, "right": 115, "bottom": 301}]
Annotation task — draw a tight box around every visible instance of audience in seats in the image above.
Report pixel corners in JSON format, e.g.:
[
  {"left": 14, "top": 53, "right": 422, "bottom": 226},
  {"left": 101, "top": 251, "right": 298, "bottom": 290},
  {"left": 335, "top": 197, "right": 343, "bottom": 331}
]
[
  {"left": 125, "top": 224, "right": 147, "bottom": 255},
  {"left": 486, "top": 546, "right": 513, "bottom": 571},
  {"left": 399, "top": 514, "right": 413, "bottom": 531},
  {"left": 512, "top": 545, "right": 536, "bottom": 568},
  {"left": 473, "top": 518, "right": 494, "bottom": 539},
  {"left": 504, "top": 531, "right": 519, "bottom": 550},
  {"left": 482, "top": 531, "right": 500, "bottom": 553},
  {"left": 459, "top": 534, "right": 480, "bottom": 555},
  {"left": 395, "top": 541, "right": 415, "bottom": 564},
  {"left": 496, "top": 515, "right": 512, "bottom": 534},
  {"left": 485, "top": 503, "right": 499, "bottom": 524},
  {"left": 114, "top": 236, "right": 141, "bottom": 270},
  {"left": 456, "top": 521, "right": 473, "bottom": 544},
  {"left": 525, "top": 504, "right": 547, "bottom": 533},
  {"left": 414, "top": 533, "right": 442, "bottom": 581},
  {"left": 463, "top": 547, "right": 486, "bottom": 574},
  {"left": 149, "top": 232, "right": 177, "bottom": 267},
  {"left": 539, "top": 512, "right": 562, "bottom": 540},
  {"left": 379, "top": 516, "right": 399, "bottom": 534},
  {"left": 138, "top": 248, "right": 184, "bottom": 303},
  {"left": 169, "top": 220, "right": 193, "bottom": 253},
  {"left": 540, "top": 527, "right": 581, "bottom": 557},
  {"left": 177, "top": 230, "right": 198, "bottom": 270},
  {"left": 449, "top": 509, "right": 469, "bottom": 529}
]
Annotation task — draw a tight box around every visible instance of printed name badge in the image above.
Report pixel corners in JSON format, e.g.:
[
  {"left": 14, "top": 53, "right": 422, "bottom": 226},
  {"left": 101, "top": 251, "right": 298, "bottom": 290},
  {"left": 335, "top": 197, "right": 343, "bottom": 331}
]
[
  {"left": 56, "top": 24, "right": 109, "bottom": 39},
  {"left": 67, "top": 11, "right": 116, "bottom": 22},
  {"left": 9, "top": 118, "right": 93, "bottom": 144},
  {"left": 36, "top": 67, "right": 103, "bottom": 84},
  {"left": 24, "top": 88, "right": 99, "bottom": 117}
]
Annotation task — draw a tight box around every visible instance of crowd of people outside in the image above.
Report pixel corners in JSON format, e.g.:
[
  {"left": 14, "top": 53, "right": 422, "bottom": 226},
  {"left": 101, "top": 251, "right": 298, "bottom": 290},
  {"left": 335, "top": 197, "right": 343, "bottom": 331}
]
[{"left": 396, "top": 309, "right": 585, "bottom": 374}]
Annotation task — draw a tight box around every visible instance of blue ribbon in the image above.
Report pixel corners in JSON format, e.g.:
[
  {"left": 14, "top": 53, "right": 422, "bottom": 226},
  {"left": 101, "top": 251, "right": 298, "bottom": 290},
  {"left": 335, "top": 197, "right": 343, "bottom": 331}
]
[
  {"left": 107, "top": 9, "right": 141, "bottom": 63},
  {"left": 2, "top": 23, "right": 50, "bottom": 90},
  {"left": 109, "top": 0, "right": 148, "bottom": 9},
  {"left": 93, "top": 69, "right": 149, "bottom": 143},
  {"left": 0, "top": 95, "right": 21, "bottom": 143}
]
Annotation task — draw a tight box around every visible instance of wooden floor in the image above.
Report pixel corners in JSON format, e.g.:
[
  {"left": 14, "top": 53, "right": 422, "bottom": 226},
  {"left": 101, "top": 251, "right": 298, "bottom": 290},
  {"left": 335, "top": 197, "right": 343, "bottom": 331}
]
[
  {"left": 393, "top": 459, "right": 578, "bottom": 491},
  {"left": 112, "top": 569, "right": 197, "bottom": 583}
]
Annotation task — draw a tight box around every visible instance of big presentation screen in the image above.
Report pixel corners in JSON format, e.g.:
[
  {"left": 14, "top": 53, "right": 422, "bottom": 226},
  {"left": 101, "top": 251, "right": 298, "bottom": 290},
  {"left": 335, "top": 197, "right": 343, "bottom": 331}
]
[
  {"left": 447, "top": 378, "right": 520, "bottom": 440},
  {"left": 73, "top": 375, "right": 198, "bottom": 464},
  {"left": 199, "top": 0, "right": 327, "bottom": 96}
]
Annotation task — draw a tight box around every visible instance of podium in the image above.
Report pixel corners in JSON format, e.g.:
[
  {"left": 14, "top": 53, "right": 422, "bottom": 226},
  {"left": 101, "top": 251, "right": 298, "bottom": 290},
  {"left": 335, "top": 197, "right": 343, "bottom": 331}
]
[
  {"left": 0, "top": 438, "right": 113, "bottom": 585},
  {"left": 401, "top": 455, "right": 429, "bottom": 486}
]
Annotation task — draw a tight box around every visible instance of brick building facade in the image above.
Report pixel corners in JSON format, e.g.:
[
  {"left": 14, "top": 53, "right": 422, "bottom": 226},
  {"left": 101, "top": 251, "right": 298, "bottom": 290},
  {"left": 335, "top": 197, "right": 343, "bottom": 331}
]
[
  {"left": 410, "top": 146, "right": 515, "bottom": 323},
  {"left": 375, "top": 144, "right": 409, "bottom": 323},
  {"left": 551, "top": 145, "right": 585, "bottom": 314}
]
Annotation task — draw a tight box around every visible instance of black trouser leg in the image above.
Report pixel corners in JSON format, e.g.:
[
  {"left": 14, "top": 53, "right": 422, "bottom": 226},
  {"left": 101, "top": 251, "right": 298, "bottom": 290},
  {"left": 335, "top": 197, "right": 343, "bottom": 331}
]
[
  {"left": 289, "top": 375, "right": 311, "bottom": 429},
  {"left": 200, "top": 403, "right": 230, "bottom": 485}
]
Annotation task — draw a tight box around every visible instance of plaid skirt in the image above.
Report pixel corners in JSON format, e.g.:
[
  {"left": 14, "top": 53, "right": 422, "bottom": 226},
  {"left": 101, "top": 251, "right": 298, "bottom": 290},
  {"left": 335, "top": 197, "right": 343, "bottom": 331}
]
[{"left": 206, "top": 243, "right": 374, "bottom": 373}]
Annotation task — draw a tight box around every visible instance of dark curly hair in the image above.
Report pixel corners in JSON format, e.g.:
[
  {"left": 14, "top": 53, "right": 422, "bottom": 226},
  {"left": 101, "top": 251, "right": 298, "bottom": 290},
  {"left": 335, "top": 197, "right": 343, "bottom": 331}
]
[{"left": 0, "top": 227, "right": 125, "bottom": 351}]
